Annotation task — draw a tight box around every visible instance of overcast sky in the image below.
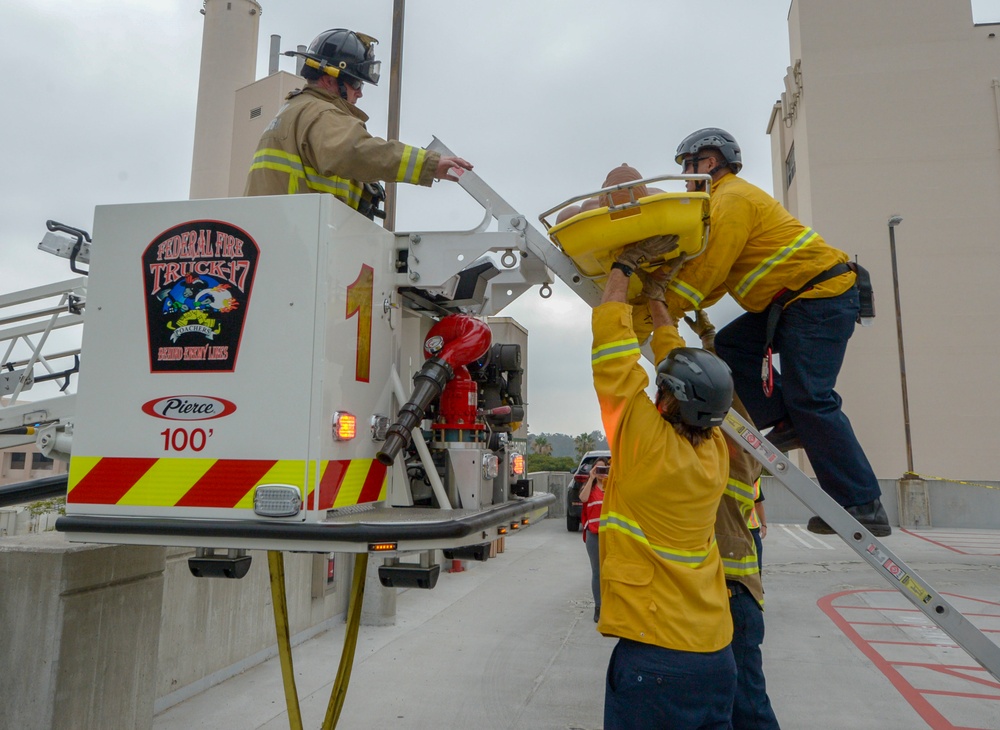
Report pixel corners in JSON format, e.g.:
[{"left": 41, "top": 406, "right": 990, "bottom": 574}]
[{"left": 1, "top": 0, "right": 796, "bottom": 436}]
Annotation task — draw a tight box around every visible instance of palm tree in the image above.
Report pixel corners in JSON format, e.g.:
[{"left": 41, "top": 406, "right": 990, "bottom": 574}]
[
  {"left": 574, "top": 432, "right": 596, "bottom": 460},
  {"left": 532, "top": 435, "right": 552, "bottom": 456}
]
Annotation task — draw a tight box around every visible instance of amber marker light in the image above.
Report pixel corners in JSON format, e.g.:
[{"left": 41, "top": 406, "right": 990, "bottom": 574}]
[
  {"left": 497, "top": 526, "right": 508, "bottom": 535},
  {"left": 510, "top": 453, "right": 525, "bottom": 476},
  {"left": 368, "top": 542, "right": 397, "bottom": 552},
  {"left": 332, "top": 411, "right": 357, "bottom": 441}
]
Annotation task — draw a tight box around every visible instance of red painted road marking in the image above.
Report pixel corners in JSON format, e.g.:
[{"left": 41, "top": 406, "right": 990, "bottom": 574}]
[
  {"left": 819, "top": 589, "right": 1000, "bottom": 730},
  {"left": 902, "top": 529, "right": 1000, "bottom": 557}
]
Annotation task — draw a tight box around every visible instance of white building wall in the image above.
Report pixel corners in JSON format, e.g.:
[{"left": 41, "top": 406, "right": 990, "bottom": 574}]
[
  {"left": 189, "top": 0, "right": 261, "bottom": 200},
  {"left": 772, "top": 0, "right": 1000, "bottom": 480},
  {"left": 228, "top": 71, "right": 303, "bottom": 196}
]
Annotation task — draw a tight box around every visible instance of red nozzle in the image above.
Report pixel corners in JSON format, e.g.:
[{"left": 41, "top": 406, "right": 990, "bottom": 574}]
[{"left": 423, "top": 315, "right": 491, "bottom": 369}]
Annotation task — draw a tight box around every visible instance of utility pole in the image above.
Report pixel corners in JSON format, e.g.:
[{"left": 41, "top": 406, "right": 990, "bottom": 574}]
[{"left": 383, "top": 0, "right": 405, "bottom": 232}]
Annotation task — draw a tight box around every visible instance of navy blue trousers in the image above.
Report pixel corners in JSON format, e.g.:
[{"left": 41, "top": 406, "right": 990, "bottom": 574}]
[
  {"left": 714, "top": 287, "right": 880, "bottom": 508},
  {"left": 729, "top": 583, "right": 780, "bottom": 729},
  {"left": 605, "top": 638, "right": 736, "bottom": 730},
  {"left": 750, "top": 528, "right": 763, "bottom": 573}
]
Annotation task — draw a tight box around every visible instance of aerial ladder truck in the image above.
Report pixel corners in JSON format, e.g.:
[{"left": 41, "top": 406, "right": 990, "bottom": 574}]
[{"left": 1, "top": 139, "right": 997, "bottom": 716}]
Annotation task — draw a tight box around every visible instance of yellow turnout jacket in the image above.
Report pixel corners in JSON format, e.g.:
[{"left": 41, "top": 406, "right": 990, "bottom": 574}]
[
  {"left": 665, "top": 173, "right": 855, "bottom": 319},
  {"left": 592, "top": 302, "right": 732, "bottom": 652}
]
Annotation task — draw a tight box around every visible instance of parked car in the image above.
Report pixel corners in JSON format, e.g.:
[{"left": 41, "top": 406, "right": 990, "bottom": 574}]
[{"left": 566, "top": 449, "right": 611, "bottom": 532}]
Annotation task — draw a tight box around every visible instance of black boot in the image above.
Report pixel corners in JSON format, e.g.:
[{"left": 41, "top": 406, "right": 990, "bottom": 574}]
[
  {"left": 807, "top": 498, "right": 891, "bottom": 537},
  {"left": 765, "top": 421, "right": 803, "bottom": 453},
  {"left": 593, "top": 606, "right": 600, "bottom": 623}
]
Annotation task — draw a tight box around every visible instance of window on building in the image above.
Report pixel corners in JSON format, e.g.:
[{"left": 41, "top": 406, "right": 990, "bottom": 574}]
[
  {"left": 9, "top": 452, "right": 26, "bottom": 469},
  {"left": 785, "top": 144, "right": 796, "bottom": 189},
  {"left": 972, "top": 0, "right": 1000, "bottom": 24},
  {"left": 31, "top": 452, "right": 54, "bottom": 470}
]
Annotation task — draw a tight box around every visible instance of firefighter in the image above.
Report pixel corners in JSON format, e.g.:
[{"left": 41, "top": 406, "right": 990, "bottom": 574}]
[
  {"left": 669, "top": 128, "right": 889, "bottom": 537},
  {"left": 686, "top": 310, "right": 780, "bottom": 730},
  {"left": 592, "top": 236, "right": 736, "bottom": 729},
  {"left": 244, "top": 28, "right": 472, "bottom": 219}
]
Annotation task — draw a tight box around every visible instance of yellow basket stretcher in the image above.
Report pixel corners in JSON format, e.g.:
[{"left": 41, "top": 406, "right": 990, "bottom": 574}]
[{"left": 539, "top": 174, "right": 712, "bottom": 299}]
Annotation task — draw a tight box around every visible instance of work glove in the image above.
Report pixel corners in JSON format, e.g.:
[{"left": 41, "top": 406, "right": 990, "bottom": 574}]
[
  {"left": 684, "top": 309, "right": 716, "bottom": 351},
  {"left": 615, "top": 234, "right": 680, "bottom": 270},
  {"left": 636, "top": 267, "right": 672, "bottom": 302}
]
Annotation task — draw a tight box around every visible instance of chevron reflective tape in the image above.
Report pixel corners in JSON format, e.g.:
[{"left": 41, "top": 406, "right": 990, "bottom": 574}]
[
  {"left": 67, "top": 456, "right": 386, "bottom": 509},
  {"left": 308, "top": 459, "right": 387, "bottom": 510}
]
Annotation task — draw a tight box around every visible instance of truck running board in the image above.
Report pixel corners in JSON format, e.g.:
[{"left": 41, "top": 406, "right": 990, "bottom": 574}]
[
  {"left": 54, "top": 493, "right": 554, "bottom": 554},
  {"left": 723, "top": 409, "right": 1000, "bottom": 681}
]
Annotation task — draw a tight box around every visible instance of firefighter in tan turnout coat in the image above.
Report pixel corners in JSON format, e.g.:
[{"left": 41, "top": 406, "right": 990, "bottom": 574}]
[{"left": 245, "top": 28, "right": 471, "bottom": 218}]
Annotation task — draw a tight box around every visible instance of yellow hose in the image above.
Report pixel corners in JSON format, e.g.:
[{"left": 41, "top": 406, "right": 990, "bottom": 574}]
[
  {"left": 321, "top": 553, "right": 368, "bottom": 730},
  {"left": 267, "top": 550, "right": 304, "bottom": 730}
]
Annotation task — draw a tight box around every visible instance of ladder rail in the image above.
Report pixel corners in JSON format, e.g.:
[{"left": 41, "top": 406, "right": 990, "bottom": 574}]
[
  {"left": 722, "top": 408, "right": 1000, "bottom": 681},
  {"left": 426, "top": 137, "right": 603, "bottom": 308},
  {"left": 0, "top": 279, "right": 85, "bottom": 403}
]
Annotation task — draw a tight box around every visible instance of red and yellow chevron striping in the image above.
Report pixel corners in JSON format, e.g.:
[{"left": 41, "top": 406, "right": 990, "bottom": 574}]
[{"left": 67, "top": 456, "right": 387, "bottom": 510}]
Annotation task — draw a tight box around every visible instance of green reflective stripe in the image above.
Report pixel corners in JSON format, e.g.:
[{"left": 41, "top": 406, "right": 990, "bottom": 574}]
[
  {"left": 249, "top": 158, "right": 303, "bottom": 193},
  {"left": 600, "top": 513, "right": 713, "bottom": 567},
  {"left": 250, "top": 149, "right": 361, "bottom": 208},
  {"left": 735, "top": 228, "right": 819, "bottom": 297},
  {"left": 252, "top": 148, "right": 298, "bottom": 166},
  {"left": 592, "top": 338, "right": 640, "bottom": 365},
  {"left": 668, "top": 279, "right": 705, "bottom": 308},
  {"left": 302, "top": 168, "right": 362, "bottom": 207},
  {"left": 725, "top": 477, "right": 755, "bottom": 509},
  {"left": 396, "top": 146, "right": 427, "bottom": 184},
  {"left": 723, "top": 555, "right": 760, "bottom": 576}
]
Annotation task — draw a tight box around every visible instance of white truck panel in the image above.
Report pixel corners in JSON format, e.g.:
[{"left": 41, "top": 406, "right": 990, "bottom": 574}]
[{"left": 68, "top": 195, "right": 394, "bottom": 522}]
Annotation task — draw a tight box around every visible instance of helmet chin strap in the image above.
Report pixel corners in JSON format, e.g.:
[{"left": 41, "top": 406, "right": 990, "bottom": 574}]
[
  {"left": 707, "top": 162, "right": 730, "bottom": 177},
  {"left": 691, "top": 160, "right": 729, "bottom": 191},
  {"left": 337, "top": 78, "right": 349, "bottom": 100}
]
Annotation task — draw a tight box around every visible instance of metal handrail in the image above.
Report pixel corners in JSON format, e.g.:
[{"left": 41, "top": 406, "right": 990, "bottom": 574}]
[{"left": 538, "top": 173, "right": 712, "bottom": 232}]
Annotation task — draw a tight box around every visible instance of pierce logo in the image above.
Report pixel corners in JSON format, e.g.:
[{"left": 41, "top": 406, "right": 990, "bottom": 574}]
[{"left": 141, "top": 395, "right": 237, "bottom": 421}]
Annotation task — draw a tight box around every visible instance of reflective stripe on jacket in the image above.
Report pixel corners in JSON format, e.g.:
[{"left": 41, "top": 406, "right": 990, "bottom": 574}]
[
  {"left": 244, "top": 86, "right": 439, "bottom": 207},
  {"left": 664, "top": 173, "right": 855, "bottom": 317},
  {"left": 592, "top": 302, "right": 732, "bottom": 653}
]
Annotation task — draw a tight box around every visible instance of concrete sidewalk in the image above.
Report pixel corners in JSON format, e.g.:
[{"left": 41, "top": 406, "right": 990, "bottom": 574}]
[{"left": 154, "top": 519, "right": 1000, "bottom": 730}]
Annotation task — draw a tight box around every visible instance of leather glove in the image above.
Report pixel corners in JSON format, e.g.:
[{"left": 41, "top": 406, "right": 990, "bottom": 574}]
[
  {"left": 636, "top": 267, "right": 672, "bottom": 302},
  {"left": 615, "top": 234, "right": 680, "bottom": 270},
  {"left": 684, "top": 309, "right": 716, "bottom": 350}
]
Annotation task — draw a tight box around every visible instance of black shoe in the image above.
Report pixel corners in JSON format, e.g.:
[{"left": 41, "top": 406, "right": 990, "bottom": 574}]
[
  {"left": 807, "top": 498, "right": 892, "bottom": 537},
  {"left": 765, "top": 421, "right": 803, "bottom": 453},
  {"left": 594, "top": 607, "right": 600, "bottom": 623}
]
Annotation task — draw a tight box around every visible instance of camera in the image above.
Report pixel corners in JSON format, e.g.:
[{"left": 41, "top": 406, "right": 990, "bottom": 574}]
[{"left": 592, "top": 465, "right": 609, "bottom": 477}]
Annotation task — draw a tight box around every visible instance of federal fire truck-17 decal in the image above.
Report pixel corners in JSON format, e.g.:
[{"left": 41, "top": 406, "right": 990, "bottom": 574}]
[{"left": 143, "top": 220, "right": 259, "bottom": 373}]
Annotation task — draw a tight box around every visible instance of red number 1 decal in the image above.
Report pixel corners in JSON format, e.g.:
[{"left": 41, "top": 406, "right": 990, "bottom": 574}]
[{"left": 346, "top": 264, "right": 374, "bottom": 382}]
